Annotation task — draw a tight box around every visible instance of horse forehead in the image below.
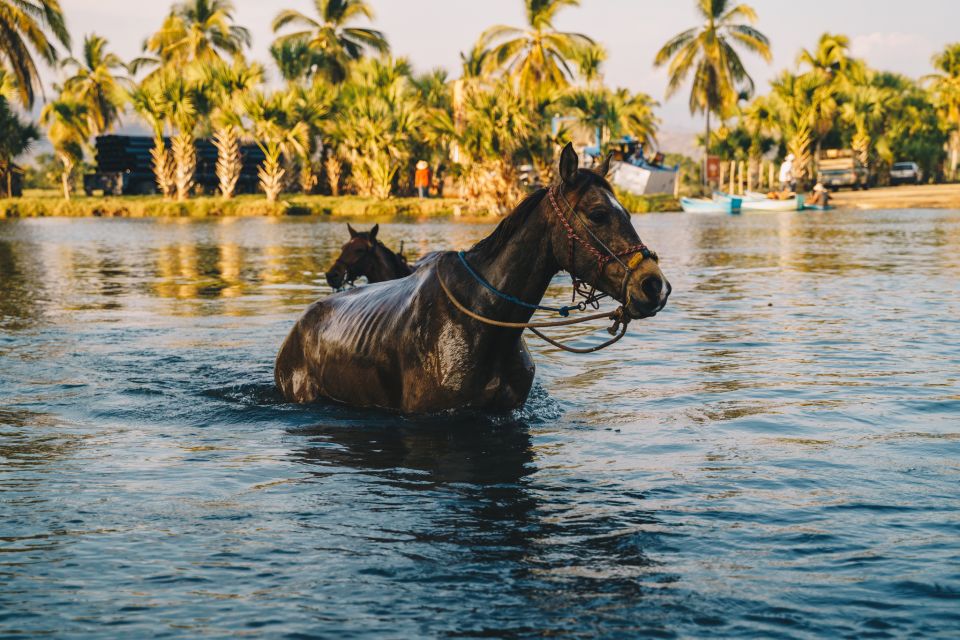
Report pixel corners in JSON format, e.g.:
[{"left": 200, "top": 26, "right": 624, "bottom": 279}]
[{"left": 602, "top": 188, "right": 628, "bottom": 215}]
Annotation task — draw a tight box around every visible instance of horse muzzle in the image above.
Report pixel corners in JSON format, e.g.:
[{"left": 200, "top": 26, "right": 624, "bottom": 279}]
[
  {"left": 325, "top": 270, "right": 344, "bottom": 289},
  {"left": 624, "top": 275, "right": 671, "bottom": 319}
]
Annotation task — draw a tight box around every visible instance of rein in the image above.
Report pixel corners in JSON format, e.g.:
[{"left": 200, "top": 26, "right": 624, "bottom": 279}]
[
  {"left": 437, "top": 272, "right": 630, "bottom": 353},
  {"left": 437, "top": 182, "right": 657, "bottom": 354}
]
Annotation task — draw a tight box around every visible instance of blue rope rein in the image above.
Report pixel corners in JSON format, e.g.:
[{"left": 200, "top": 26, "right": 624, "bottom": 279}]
[{"left": 457, "top": 251, "right": 575, "bottom": 317}]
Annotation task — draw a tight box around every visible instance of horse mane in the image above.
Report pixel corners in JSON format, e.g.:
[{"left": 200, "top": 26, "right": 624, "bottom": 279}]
[
  {"left": 376, "top": 240, "right": 413, "bottom": 275},
  {"left": 469, "top": 169, "right": 612, "bottom": 258},
  {"left": 470, "top": 189, "right": 547, "bottom": 258}
]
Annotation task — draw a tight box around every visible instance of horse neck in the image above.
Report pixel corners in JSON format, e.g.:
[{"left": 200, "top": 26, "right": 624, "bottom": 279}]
[
  {"left": 462, "top": 204, "right": 558, "bottom": 325},
  {"left": 367, "top": 244, "right": 412, "bottom": 283}
]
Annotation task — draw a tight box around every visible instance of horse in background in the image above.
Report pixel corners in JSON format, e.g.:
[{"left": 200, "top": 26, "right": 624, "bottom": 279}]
[{"left": 325, "top": 224, "right": 413, "bottom": 289}]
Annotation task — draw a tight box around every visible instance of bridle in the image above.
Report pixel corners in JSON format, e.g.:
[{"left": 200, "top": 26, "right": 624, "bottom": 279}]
[
  {"left": 547, "top": 184, "right": 658, "bottom": 310},
  {"left": 329, "top": 237, "right": 376, "bottom": 289},
  {"left": 437, "top": 180, "right": 661, "bottom": 353}
]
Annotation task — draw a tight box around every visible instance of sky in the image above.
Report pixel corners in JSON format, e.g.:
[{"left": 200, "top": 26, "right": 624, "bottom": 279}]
[{"left": 40, "top": 0, "right": 960, "bottom": 152}]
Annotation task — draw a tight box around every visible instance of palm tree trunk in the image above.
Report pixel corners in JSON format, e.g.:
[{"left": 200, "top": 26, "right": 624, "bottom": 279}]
[
  {"left": 213, "top": 125, "right": 241, "bottom": 199},
  {"left": 950, "top": 130, "right": 960, "bottom": 182},
  {"left": 172, "top": 132, "right": 196, "bottom": 202},
  {"left": 59, "top": 154, "right": 74, "bottom": 202},
  {"left": 299, "top": 155, "right": 318, "bottom": 194},
  {"left": 703, "top": 112, "right": 711, "bottom": 187},
  {"left": 259, "top": 146, "right": 284, "bottom": 203},
  {"left": 151, "top": 135, "right": 175, "bottom": 198},
  {"left": 324, "top": 154, "right": 342, "bottom": 197}
]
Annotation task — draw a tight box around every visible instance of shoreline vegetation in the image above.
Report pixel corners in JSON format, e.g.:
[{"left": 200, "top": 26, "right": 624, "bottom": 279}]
[
  {"left": 1, "top": 0, "right": 958, "bottom": 215},
  {"left": 0, "top": 191, "right": 681, "bottom": 219},
  {"left": 5, "top": 185, "right": 960, "bottom": 220}
]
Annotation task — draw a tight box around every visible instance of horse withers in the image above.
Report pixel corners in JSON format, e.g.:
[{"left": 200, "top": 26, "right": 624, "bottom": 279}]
[
  {"left": 325, "top": 224, "right": 413, "bottom": 289},
  {"left": 276, "top": 143, "right": 671, "bottom": 413}
]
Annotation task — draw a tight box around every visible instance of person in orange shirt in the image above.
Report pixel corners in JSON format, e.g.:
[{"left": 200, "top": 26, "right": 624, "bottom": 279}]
[{"left": 415, "top": 160, "right": 431, "bottom": 198}]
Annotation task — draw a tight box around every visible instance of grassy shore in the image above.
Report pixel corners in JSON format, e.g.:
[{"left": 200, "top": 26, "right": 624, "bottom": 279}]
[{"left": 1, "top": 189, "right": 681, "bottom": 219}]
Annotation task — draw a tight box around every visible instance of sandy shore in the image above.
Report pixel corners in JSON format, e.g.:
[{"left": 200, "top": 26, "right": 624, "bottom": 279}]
[{"left": 830, "top": 183, "right": 960, "bottom": 210}]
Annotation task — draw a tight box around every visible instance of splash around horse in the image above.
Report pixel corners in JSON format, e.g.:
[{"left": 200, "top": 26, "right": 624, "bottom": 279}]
[
  {"left": 325, "top": 224, "right": 413, "bottom": 289},
  {"left": 276, "top": 144, "right": 671, "bottom": 414}
]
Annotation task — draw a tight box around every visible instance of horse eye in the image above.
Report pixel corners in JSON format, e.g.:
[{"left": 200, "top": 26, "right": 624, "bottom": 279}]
[{"left": 587, "top": 209, "right": 608, "bottom": 223}]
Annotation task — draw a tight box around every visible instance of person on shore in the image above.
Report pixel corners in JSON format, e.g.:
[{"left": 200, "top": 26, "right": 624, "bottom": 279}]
[
  {"left": 779, "top": 154, "right": 796, "bottom": 193},
  {"left": 808, "top": 183, "right": 831, "bottom": 208},
  {"left": 415, "top": 161, "right": 431, "bottom": 198}
]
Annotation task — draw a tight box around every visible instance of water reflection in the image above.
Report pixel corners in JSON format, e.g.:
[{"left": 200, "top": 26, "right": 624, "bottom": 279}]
[
  {"left": 291, "top": 417, "right": 536, "bottom": 486},
  {"left": 1, "top": 212, "right": 959, "bottom": 638}
]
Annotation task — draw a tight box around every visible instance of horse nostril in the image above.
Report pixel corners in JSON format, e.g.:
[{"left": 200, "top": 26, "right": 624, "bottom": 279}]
[{"left": 641, "top": 276, "right": 663, "bottom": 301}]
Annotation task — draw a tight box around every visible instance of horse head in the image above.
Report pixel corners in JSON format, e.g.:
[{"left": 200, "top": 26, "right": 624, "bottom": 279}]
[
  {"left": 326, "top": 224, "right": 382, "bottom": 289},
  {"left": 546, "top": 143, "right": 671, "bottom": 319}
]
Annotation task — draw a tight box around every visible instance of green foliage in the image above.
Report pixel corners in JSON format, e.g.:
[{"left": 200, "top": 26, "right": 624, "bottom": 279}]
[
  {"left": 0, "top": 194, "right": 488, "bottom": 219},
  {"left": 61, "top": 34, "right": 131, "bottom": 135},
  {"left": 0, "top": 0, "right": 70, "bottom": 108},
  {"left": 655, "top": 0, "right": 772, "bottom": 119},
  {"left": 271, "top": 0, "right": 389, "bottom": 84},
  {"left": 478, "top": 0, "right": 594, "bottom": 93},
  {"left": 721, "top": 36, "right": 954, "bottom": 185},
  {"left": 22, "top": 153, "right": 62, "bottom": 190}
]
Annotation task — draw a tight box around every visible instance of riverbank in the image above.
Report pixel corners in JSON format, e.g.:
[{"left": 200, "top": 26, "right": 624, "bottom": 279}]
[
  {"left": 0, "top": 194, "right": 487, "bottom": 219},
  {"left": 831, "top": 183, "right": 960, "bottom": 210},
  {"left": 0, "top": 190, "right": 679, "bottom": 219}
]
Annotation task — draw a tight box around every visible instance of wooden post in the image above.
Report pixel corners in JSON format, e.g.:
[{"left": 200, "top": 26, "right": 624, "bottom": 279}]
[
  {"left": 719, "top": 162, "right": 725, "bottom": 192},
  {"left": 769, "top": 162, "right": 775, "bottom": 191},
  {"left": 729, "top": 161, "right": 736, "bottom": 194},
  {"left": 674, "top": 168, "right": 682, "bottom": 198},
  {"left": 738, "top": 161, "right": 745, "bottom": 195}
]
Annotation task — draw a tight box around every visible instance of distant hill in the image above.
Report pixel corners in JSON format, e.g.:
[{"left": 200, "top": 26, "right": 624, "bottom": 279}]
[{"left": 657, "top": 129, "right": 700, "bottom": 160}]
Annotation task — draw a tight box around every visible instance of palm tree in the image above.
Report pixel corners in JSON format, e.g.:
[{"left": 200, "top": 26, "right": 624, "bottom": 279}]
[
  {"left": 129, "top": 82, "right": 175, "bottom": 198},
  {"left": 797, "top": 34, "right": 861, "bottom": 170},
  {"left": 770, "top": 71, "right": 818, "bottom": 186},
  {"left": 0, "top": 0, "right": 70, "bottom": 108},
  {"left": 576, "top": 44, "right": 607, "bottom": 87},
  {"left": 841, "top": 84, "right": 887, "bottom": 170},
  {"left": 270, "top": 38, "right": 318, "bottom": 83},
  {"left": 0, "top": 95, "right": 39, "bottom": 197},
  {"left": 245, "top": 90, "right": 308, "bottom": 202},
  {"left": 456, "top": 80, "right": 533, "bottom": 211},
  {"left": 61, "top": 34, "right": 131, "bottom": 136},
  {"left": 332, "top": 58, "right": 423, "bottom": 199},
  {"left": 561, "top": 87, "right": 660, "bottom": 153},
  {"left": 654, "top": 0, "right": 771, "bottom": 184},
  {"left": 271, "top": 0, "right": 389, "bottom": 85},
  {"left": 158, "top": 72, "right": 210, "bottom": 201},
  {"left": 797, "top": 33, "right": 860, "bottom": 88},
  {"left": 205, "top": 60, "right": 262, "bottom": 198},
  {"left": 286, "top": 82, "right": 335, "bottom": 194},
  {"left": 40, "top": 98, "right": 89, "bottom": 200},
  {"left": 478, "top": 0, "right": 594, "bottom": 93},
  {"left": 144, "top": 0, "right": 251, "bottom": 69},
  {"left": 925, "top": 43, "right": 960, "bottom": 180}
]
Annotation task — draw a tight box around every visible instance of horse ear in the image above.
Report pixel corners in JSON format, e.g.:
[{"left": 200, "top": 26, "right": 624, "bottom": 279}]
[
  {"left": 369, "top": 224, "right": 379, "bottom": 241},
  {"left": 347, "top": 224, "right": 357, "bottom": 238},
  {"left": 559, "top": 142, "right": 579, "bottom": 185},
  {"left": 595, "top": 152, "right": 612, "bottom": 177}
]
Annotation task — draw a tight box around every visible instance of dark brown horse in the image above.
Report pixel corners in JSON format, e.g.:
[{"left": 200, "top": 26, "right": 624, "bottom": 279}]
[
  {"left": 277, "top": 144, "right": 671, "bottom": 413},
  {"left": 325, "top": 224, "right": 413, "bottom": 289}
]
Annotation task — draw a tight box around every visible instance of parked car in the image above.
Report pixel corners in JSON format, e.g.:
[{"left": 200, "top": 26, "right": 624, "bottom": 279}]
[
  {"left": 817, "top": 149, "right": 869, "bottom": 190},
  {"left": 890, "top": 162, "right": 923, "bottom": 186}
]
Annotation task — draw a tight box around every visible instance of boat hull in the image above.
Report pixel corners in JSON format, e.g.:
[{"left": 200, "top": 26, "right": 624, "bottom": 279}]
[
  {"left": 681, "top": 197, "right": 742, "bottom": 215},
  {"left": 609, "top": 161, "right": 678, "bottom": 196},
  {"left": 714, "top": 191, "right": 804, "bottom": 212}
]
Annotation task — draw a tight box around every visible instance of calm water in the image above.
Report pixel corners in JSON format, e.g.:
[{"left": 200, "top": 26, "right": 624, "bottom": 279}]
[{"left": 1, "top": 211, "right": 959, "bottom": 638}]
